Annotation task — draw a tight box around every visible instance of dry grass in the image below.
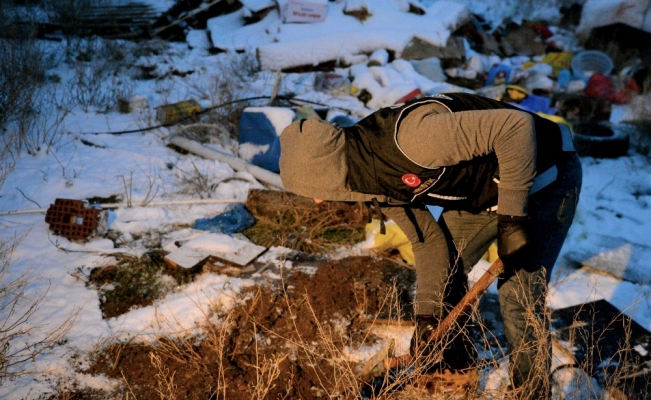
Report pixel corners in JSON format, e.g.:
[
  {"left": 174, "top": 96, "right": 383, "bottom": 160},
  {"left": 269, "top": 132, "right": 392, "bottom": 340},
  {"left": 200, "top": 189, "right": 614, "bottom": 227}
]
[
  {"left": 83, "top": 250, "right": 192, "bottom": 319},
  {"left": 0, "top": 232, "right": 78, "bottom": 382},
  {"left": 54, "top": 212, "right": 650, "bottom": 400},
  {"left": 243, "top": 190, "right": 367, "bottom": 254},
  {"left": 188, "top": 51, "right": 261, "bottom": 140},
  {"left": 52, "top": 253, "right": 651, "bottom": 400}
]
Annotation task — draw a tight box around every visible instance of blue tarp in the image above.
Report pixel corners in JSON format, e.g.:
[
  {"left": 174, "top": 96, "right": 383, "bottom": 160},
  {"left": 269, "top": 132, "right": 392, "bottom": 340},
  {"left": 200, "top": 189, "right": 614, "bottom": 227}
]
[
  {"left": 193, "top": 203, "right": 255, "bottom": 234},
  {"left": 238, "top": 110, "right": 284, "bottom": 173}
]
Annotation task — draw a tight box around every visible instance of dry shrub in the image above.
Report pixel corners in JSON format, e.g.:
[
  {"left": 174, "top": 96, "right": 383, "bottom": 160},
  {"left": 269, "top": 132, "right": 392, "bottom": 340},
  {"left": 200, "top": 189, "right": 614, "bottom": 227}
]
[
  {"left": 0, "top": 9, "right": 47, "bottom": 130},
  {"left": 80, "top": 256, "right": 415, "bottom": 399},
  {"left": 243, "top": 189, "right": 367, "bottom": 253},
  {"left": 59, "top": 252, "right": 651, "bottom": 399},
  {"left": 189, "top": 51, "right": 261, "bottom": 139},
  {"left": 0, "top": 232, "right": 77, "bottom": 382},
  {"left": 552, "top": 298, "right": 651, "bottom": 400},
  {"left": 85, "top": 251, "right": 192, "bottom": 319},
  {"left": 0, "top": 136, "right": 17, "bottom": 194}
]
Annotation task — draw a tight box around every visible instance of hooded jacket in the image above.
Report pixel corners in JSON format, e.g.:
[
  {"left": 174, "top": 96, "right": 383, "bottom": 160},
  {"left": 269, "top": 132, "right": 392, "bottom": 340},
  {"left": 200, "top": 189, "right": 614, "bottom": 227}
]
[
  {"left": 279, "top": 93, "right": 576, "bottom": 316},
  {"left": 280, "top": 93, "right": 564, "bottom": 217}
]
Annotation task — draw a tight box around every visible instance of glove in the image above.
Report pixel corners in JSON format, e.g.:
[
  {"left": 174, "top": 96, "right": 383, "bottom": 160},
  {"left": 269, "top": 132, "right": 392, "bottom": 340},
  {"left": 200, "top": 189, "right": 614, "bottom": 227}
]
[{"left": 497, "top": 214, "right": 531, "bottom": 272}]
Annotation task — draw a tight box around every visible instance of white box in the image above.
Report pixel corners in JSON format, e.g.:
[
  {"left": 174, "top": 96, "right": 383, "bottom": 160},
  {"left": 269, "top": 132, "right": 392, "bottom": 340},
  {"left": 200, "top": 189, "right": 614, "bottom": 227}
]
[{"left": 284, "top": 0, "right": 328, "bottom": 23}]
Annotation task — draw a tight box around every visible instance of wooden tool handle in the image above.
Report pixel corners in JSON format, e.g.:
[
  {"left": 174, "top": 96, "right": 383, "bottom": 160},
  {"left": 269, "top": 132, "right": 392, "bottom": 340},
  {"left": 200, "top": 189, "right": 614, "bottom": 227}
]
[
  {"left": 427, "top": 259, "right": 504, "bottom": 343},
  {"left": 383, "top": 259, "right": 504, "bottom": 371}
]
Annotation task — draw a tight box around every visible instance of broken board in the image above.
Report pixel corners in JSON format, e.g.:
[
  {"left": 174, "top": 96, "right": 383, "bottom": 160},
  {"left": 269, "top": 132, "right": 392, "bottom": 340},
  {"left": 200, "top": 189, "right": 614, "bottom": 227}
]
[{"left": 164, "top": 235, "right": 267, "bottom": 275}]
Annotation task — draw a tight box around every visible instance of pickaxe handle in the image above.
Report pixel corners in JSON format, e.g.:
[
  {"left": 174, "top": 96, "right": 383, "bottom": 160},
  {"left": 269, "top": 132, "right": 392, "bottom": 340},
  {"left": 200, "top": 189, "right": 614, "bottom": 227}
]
[{"left": 385, "top": 258, "right": 505, "bottom": 369}]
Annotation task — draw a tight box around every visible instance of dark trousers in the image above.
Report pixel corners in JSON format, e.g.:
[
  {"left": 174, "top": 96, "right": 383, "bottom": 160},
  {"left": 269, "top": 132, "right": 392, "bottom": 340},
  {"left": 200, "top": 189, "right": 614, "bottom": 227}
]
[{"left": 440, "top": 152, "right": 582, "bottom": 397}]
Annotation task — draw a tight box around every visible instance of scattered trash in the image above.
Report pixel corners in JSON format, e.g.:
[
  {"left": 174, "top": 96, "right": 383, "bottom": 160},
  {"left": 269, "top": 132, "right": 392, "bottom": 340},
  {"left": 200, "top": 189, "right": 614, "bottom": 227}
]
[
  {"left": 314, "top": 72, "right": 353, "bottom": 96},
  {"left": 571, "top": 50, "right": 613, "bottom": 83},
  {"left": 365, "top": 218, "right": 414, "bottom": 265},
  {"left": 409, "top": 57, "right": 446, "bottom": 82},
  {"left": 128, "top": 95, "right": 149, "bottom": 111},
  {"left": 555, "top": 93, "right": 612, "bottom": 121},
  {"left": 45, "top": 199, "right": 107, "bottom": 242},
  {"left": 342, "top": 3, "right": 372, "bottom": 22},
  {"left": 118, "top": 95, "right": 148, "bottom": 114},
  {"left": 240, "top": 0, "right": 275, "bottom": 13},
  {"left": 164, "top": 233, "right": 267, "bottom": 273},
  {"left": 155, "top": 99, "right": 201, "bottom": 125},
  {"left": 170, "top": 136, "right": 284, "bottom": 189},
  {"left": 401, "top": 35, "right": 465, "bottom": 61},
  {"left": 193, "top": 203, "right": 255, "bottom": 235},
  {"left": 445, "top": 66, "right": 478, "bottom": 80},
  {"left": 283, "top": 0, "right": 328, "bottom": 23},
  {"left": 498, "top": 20, "right": 547, "bottom": 56},
  {"left": 620, "top": 121, "right": 651, "bottom": 156},
  {"left": 557, "top": 68, "right": 573, "bottom": 89},
  {"left": 501, "top": 85, "right": 554, "bottom": 114},
  {"left": 485, "top": 63, "right": 512, "bottom": 86},
  {"left": 476, "top": 83, "right": 507, "bottom": 100},
  {"left": 541, "top": 51, "right": 573, "bottom": 76},
  {"left": 394, "top": 88, "right": 422, "bottom": 104},
  {"left": 566, "top": 233, "right": 651, "bottom": 284},
  {"left": 327, "top": 109, "right": 356, "bottom": 127},
  {"left": 572, "top": 121, "right": 630, "bottom": 158},
  {"left": 583, "top": 73, "right": 616, "bottom": 101},
  {"left": 367, "top": 49, "right": 390, "bottom": 67},
  {"left": 293, "top": 106, "right": 322, "bottom": 120}
]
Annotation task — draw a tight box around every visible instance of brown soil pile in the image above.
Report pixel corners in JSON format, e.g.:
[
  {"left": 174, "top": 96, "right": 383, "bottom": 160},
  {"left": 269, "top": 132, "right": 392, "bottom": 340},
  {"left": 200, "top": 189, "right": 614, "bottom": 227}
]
[{"left": 83, "top": 256, "right": 416, "bottom": 399}]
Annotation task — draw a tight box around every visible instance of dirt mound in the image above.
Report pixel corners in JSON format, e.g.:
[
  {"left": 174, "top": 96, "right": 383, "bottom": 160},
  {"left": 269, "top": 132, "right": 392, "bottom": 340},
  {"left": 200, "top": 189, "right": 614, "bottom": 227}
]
[{"left": 83, "top": 256, "right": 415, "bottom": 399}]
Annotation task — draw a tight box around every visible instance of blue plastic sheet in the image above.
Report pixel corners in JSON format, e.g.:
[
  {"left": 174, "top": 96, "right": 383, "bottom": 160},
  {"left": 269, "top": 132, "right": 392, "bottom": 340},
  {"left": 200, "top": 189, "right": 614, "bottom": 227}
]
[
  {"left": 238, "top": 110, "right": 283, "bottom": 172},
  {"left": 193, "top": 203, "right": 255, "bottom": 234},
  {"left": 507, "top": 93, "right": 554, "bottom": 114}
]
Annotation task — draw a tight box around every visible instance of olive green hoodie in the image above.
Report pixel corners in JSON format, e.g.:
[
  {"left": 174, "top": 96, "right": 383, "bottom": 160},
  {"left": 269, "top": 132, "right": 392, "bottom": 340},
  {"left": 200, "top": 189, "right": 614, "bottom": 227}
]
[
  {"left": 280, "top": 105, "right": 540, "bottom": 217},
  {"left": 279, "top": 118, "right": 388, "bottom": 203}
]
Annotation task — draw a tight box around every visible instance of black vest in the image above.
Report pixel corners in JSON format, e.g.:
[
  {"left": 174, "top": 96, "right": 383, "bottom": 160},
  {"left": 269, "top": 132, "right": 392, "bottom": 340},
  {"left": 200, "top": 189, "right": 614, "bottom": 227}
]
[{"left": 344, "top": 93, "right": 563, "bottom": 212}]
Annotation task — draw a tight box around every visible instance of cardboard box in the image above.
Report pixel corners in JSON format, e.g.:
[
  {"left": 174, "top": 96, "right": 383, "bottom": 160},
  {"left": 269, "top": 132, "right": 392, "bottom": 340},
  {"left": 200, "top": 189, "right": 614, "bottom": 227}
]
[{"left": 284, "top": 0, "right": 328, "bottom": 23}]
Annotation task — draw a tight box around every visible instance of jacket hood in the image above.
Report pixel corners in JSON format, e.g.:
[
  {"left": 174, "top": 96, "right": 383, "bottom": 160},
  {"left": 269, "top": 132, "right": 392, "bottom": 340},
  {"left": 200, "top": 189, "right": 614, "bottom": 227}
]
[{"left": 279, "top": 119, "right": 385, "bottom": 203}]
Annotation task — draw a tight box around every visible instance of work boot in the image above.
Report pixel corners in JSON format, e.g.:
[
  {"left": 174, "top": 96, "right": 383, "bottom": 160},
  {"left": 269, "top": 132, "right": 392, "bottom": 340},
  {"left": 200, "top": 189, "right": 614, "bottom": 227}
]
[
  {"left": 410, "top": 315, "right": 477, "bottom": 372},
  {"left": 410, "top": 315, "right": 438, "bottom": 357},
  {"left": 413, "top": 368, "right": 479, "bottom": 398},
  {"left": 410, "top": 315, "right": 445, "bottom": 372},
  {"left": 442, "top": 329, "right": 478, "bottom": 371}
]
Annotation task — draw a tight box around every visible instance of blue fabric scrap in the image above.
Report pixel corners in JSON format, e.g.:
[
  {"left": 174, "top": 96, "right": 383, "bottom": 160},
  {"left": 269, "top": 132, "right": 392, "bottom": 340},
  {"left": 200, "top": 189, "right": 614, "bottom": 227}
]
[{"left": 193, "top": 203, "right": 255, "bottom": 234}]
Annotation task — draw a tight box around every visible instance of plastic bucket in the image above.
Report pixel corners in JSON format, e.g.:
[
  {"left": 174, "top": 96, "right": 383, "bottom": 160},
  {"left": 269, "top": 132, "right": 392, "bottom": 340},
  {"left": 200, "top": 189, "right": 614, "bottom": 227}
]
[{"left": 571, "top": 50, "right": 613, "bottom": 82}]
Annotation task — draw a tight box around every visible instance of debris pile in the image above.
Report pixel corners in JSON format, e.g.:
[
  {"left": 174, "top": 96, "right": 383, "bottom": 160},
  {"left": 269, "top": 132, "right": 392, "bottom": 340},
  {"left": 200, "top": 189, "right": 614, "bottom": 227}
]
[{"left": 197, "top": 0, "right": 651, "bottom": 165}]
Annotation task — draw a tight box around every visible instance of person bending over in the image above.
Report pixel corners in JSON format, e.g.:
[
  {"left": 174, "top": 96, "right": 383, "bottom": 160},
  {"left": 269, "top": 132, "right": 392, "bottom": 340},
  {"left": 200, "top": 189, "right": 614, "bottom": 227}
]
[{"left": 279, "top": 93, "right": 581, "bottom": 398}]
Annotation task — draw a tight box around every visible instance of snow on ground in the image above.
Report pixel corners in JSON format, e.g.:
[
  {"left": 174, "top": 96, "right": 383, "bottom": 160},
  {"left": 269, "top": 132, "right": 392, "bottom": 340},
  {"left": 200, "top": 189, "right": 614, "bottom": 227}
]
[{"left": 1, "top": 0, "right": 650, "bottom": 398}]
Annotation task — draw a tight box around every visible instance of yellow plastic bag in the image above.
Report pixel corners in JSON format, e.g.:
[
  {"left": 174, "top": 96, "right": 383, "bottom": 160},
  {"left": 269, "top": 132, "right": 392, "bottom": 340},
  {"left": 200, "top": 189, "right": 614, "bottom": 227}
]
[
  {"left": 366, "top": 219, "right": 498, "bottom": 265},
  {"left": 541, "top": 52, "right": 573, "bottom": 77},
  {"left": 365, "top": 219, "right": 415, "bottom": 265},
  {"left": 483, "top": 241, "right": 499, "bottom": 263}
]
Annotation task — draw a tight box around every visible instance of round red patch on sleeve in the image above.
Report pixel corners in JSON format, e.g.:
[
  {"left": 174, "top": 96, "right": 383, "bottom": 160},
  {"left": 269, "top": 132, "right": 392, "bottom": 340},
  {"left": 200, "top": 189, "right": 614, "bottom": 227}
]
[{"left": 401, "top": 173, "right": 421, "bottom": 187}]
